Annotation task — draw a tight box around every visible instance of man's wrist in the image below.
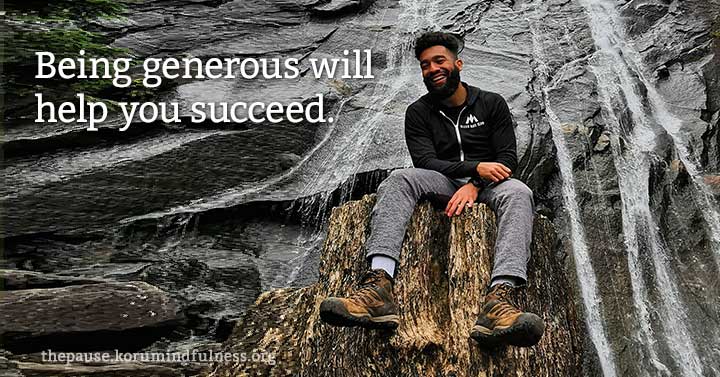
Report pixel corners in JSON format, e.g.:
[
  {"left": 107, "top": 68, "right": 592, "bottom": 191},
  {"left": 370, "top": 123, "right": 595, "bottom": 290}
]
[{"left": 468, "top": 176, "right": 488, "bottom": 189}]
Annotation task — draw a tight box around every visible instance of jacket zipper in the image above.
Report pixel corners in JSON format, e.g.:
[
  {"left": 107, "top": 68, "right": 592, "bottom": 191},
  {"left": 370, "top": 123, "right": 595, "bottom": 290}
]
[{"left": 439, "top": 107, "right": 467, "bottom": 161}]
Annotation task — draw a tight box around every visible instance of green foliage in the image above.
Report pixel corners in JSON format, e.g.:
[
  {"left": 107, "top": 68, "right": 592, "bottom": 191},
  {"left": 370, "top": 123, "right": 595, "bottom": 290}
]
[
  {"left": 2, "top": 0, "right": 135, "bottom": 121},
  {"left": 2, "top": 29, "right": 128, "bottom": 65}
]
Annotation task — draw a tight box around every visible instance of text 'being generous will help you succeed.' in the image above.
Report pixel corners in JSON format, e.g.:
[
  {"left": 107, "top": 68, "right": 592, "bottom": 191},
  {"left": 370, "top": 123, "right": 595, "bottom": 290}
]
[{"left": 33, "top": 49, "right": 375, "bottom": 131}]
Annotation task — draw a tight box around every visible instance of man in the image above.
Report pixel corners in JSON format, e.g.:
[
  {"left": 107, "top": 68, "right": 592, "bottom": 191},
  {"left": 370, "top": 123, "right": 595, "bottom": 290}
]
[{"left": 319, "top": 31, "right": 544, "bottom": 348}]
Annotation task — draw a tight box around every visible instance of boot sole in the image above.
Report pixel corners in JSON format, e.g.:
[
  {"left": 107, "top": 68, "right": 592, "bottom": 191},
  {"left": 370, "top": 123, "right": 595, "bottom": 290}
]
[
  {"left": 470, "top": 313, "right": 545, "bottom": 348},
  {"left": 319, "top": 298, "right": 399, "bottom": 330}
]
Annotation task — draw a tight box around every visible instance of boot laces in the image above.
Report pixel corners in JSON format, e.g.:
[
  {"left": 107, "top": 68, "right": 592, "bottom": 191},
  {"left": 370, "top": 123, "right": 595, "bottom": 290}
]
[
  {"left": 488, "top": 284, "right": 521, "bottom": 317},
  {"left": 360, "top": 269, "right": 386, "bottom": 287},
  {"left": 352, "top": 270, "right": 387, "bottom": 305}
]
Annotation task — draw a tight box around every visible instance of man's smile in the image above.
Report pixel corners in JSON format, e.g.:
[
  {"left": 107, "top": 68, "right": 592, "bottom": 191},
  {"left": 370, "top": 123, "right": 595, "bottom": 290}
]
[
  {"left": 422, "top": 63, "right": 460, "bottom": 100},
  {"left": 430, "top": 71, "right": 448, "bottom": 86}
]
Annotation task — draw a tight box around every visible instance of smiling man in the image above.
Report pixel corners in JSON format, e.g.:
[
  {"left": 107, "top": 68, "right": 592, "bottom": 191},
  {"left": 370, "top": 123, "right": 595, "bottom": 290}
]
[{"left": 319, "top": 31, "right": 544, "bottom": 348}]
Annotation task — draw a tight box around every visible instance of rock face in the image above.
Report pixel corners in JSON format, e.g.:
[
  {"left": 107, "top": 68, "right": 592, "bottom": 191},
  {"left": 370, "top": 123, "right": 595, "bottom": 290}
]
[
  {"left": 206, "top": 195, "right": 584, "bottom": 376},
  {"left": 0, "top": 282, "right": 183, "bottom": 353}
]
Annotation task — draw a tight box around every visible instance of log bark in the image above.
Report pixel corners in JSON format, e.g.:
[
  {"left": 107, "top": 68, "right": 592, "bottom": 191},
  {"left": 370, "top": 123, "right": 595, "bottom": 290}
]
[{"left": 206, "top": 194, "right": 584, "bottom": 376}]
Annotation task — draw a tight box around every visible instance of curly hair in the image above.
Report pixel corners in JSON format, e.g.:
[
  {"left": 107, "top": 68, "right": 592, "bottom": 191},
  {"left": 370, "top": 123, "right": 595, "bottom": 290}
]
[{"left": 414, "top": 31, "right": 463, "bottom": 60}]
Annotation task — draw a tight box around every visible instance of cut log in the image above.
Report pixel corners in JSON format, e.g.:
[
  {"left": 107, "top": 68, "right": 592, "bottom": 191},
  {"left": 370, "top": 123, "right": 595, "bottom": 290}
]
[{"left": 205, "top": 194, "right": 584, "bottom": 376}]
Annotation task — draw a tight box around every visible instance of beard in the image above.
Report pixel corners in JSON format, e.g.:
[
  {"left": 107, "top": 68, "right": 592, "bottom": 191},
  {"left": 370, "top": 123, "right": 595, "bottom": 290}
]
[{"left": 423, "top": 66, "right": 461, "bottom": 101}]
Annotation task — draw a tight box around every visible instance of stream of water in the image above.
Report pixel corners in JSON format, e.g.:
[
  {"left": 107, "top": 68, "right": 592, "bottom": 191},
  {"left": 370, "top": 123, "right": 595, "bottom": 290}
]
[
  {"left": 580, "top": 1, "right": 716, "bottom": 375},
  {"left": 525, "top": 2, "right": 617, "bottom": 375}
]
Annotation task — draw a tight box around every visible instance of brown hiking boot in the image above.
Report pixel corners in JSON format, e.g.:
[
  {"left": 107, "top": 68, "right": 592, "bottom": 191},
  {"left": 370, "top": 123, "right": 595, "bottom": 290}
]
[
  {"left": 470, "top": 283, "right": 545, "bottom": 348},
  {"left": 319, "top": 269, "right": 399, "bottom": 330}
]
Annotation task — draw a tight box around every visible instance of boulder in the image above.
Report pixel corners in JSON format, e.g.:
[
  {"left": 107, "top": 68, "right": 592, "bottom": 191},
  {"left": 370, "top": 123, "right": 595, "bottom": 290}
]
[
  {"left": 9, "top": 362, "right": 183, "bottom": 377},
  {"left": 205, "top": 194, "right": 585, "bottom": 376},
  {"left": 0, "top": 282, "right": 183, "bottom": 353},
  {"left": 0, "top": 269, "right": 105, "bottom": 290}
]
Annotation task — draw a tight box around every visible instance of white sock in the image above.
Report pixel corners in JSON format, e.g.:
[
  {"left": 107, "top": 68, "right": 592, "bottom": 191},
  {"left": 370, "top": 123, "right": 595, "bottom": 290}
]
[
  {"left": 370, "top": 255, "right": 396, "bottom": 278},
  {"left": 490, "top": 276, "right": 518, "bottom": 288}
]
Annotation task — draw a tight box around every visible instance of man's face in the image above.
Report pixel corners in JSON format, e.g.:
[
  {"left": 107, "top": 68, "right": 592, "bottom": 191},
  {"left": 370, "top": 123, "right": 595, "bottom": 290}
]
[{"left": 419, "top": 45, "right": 463, "bottom": 99}]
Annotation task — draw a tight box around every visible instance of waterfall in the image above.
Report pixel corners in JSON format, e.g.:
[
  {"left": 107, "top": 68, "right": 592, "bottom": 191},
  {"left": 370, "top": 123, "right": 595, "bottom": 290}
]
[
  {"left": 525, "top": 3, "right": 617, "bottom": 375},
  {"left": 121, "top": 0, "right": 441, "bottom": 225},
  {"left": 579, "top": 0, "right": 712, "bottom": 375},
  {"left": 120, "top": 0, "right": 446, "bottom": 290},
  {"left": 287, "top": 0, "right": 441, "bottom": 223},
  {"left": 545, "top": 101, "right": 619, "bottom": 377}
]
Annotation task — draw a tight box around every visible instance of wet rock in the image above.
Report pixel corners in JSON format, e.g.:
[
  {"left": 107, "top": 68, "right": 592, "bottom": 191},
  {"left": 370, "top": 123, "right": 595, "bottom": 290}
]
[
  {"left": 9, "top": 361, "right": 184, "bottom": 377},
  {"left": 703, "top": 110, "right": 720, "bottom": 171},
  {"left": 655, "top": 64, "right": 669, "bottom": 79},
  {"left": 704, "top": 175, "right": 720, "bottom": 195},
  {"left": 2, "top": 234, "right": 121, "bottom": 272},
  {"left": 0, "top": 282, "right": 183, "bottom": 353},
  {"left": 593, "top": 132, "right": 611, "bottom": 152},
  {"left": 0, "top": 355, "right": 23, "bottom": 377},
  {"left": 134, "top": 255, "right": 262, "bottom": 335},
  {"left": 0, "top": 269, "right": 105, "bottom": 290},
  {"left": 313, "top": 0, "right": 375, "bottom": 15},
  {"left": 562, "top": 123, "right": 578, "bottom": 134},
  {"left": 277, "top": 153, "right": 302, "bottom": 170},
  {"left": 206, "top": 195, "right": 584, "bottom": 376},
  {"left": 4, "top": 345, "right": 209, "bottom": 377},
  {"left": 623, "top": 2, "right": 669, "bottom": 35}
]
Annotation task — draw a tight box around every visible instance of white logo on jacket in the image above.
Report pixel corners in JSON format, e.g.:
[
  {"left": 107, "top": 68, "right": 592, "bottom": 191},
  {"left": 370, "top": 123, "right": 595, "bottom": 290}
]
[{"left": 460, "top": 113, "right": 484, "bottom": 129}]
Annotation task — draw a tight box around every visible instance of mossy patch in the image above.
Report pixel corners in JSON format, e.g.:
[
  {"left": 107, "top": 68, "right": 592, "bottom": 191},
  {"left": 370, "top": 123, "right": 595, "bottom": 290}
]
[
  {"left": 1, "top": 0, "right": 148, "bottom": 122},
  {"left": 2, "top": 29, "right": 128, "bottom": 65}
]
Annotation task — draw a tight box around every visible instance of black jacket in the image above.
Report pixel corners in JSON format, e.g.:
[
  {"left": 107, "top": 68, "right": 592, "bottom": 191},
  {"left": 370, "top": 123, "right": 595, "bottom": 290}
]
[{"left": 404, "top": 82, "right": 518, "bottom": 187}]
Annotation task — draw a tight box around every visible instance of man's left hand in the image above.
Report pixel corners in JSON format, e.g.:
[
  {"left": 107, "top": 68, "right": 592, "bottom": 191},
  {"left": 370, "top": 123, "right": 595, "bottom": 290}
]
[{"left": 445, "top": 183, "right": 480, "bottom": 217}]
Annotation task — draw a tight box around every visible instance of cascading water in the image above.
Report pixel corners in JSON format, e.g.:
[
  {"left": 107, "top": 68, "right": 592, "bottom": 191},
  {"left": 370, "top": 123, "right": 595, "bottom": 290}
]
[
  {"left": 584, "top": 3, "right": 720, "bottom": 267},
  {"left": 276, "top": 0, "right": 444, "bottom": 284},
  {"left": 120, "top": 3, "right": 443, "bottom": 231},
  {"left": 544, "top": 102, "right": 619, "bottom": 377},
  {"left": 286, "top": 0, "right": 442, "bottom": 225},
  {"left": 524, "top": 2, "right": 617, "bottom": 375},
  {"left": 119, "top": 0, "right": 443, "bottom": 287},
  {"left": 579, "top": 0, "right": 718, "bottom": 375},
  {"left": 524, "top": 0, "right": 720, "bottom": 375},
  {"left": 1, "top": 130, "right": 227, "bottom": 201}
]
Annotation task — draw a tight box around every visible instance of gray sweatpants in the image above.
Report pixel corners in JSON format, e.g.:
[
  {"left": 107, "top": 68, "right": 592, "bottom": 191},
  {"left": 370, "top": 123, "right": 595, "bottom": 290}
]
[{"left": 365, "top": 168, "right": 535, "bottom": 282}]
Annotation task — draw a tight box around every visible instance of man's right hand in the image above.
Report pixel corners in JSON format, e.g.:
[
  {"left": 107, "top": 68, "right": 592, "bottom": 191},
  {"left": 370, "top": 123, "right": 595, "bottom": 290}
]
[{"left": 476, "top": 162, "right": 511, "bottom": 182}]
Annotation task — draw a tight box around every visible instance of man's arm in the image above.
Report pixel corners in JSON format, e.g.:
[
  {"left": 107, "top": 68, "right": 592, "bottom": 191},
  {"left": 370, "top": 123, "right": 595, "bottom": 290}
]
[
  {"left": 468, "top": 94, "right": 518, "bottom": 188},
  {"left": 404, "top": 106, "right": 480, "bottom": 178}
]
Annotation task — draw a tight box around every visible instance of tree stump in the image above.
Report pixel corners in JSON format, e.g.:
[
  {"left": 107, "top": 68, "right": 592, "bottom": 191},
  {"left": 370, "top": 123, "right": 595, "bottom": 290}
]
[{"left": 206, "top": 194, "right": 584, "bottom": 376}]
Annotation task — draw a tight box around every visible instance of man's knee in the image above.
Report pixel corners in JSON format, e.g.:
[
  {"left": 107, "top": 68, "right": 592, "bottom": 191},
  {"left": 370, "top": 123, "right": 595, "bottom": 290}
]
[
  {"left": 380, "top": 168, "right": 435, "bottom": 188},
  {"left": 378, "top": 168, "right": 448, "bottom": 199},
  {"left": 387, "top": 167, "right": 435, "bottom": 181},
  {"left": 493, "top": 178, "right": 534, "bottom": 204}
]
